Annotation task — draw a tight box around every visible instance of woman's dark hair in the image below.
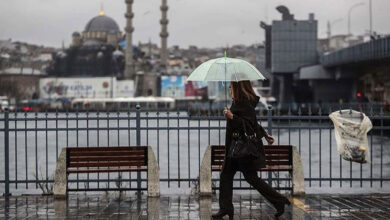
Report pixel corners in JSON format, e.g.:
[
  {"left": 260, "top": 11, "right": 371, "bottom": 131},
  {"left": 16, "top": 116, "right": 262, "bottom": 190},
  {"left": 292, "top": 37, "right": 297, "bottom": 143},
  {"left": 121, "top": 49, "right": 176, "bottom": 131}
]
[{"left": 230, "top": 80, "right": 257, "bottom": 102}]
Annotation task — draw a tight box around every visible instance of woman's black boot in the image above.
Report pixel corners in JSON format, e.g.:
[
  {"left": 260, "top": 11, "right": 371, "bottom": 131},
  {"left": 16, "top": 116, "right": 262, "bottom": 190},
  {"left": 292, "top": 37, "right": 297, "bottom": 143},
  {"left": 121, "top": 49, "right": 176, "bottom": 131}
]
[
  {"left": 274, "top": 198, "right": 291, "bottom": 218},
  {"left": 212, "top": 209, "right": 234, "bottom": 219}
]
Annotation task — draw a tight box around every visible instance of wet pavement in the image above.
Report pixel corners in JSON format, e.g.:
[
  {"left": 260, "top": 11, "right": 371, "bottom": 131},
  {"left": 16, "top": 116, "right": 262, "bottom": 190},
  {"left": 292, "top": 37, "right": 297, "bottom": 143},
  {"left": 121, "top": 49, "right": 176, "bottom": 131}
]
[{"left": 1, "top": 193, "right": 390, "bottom": 219}]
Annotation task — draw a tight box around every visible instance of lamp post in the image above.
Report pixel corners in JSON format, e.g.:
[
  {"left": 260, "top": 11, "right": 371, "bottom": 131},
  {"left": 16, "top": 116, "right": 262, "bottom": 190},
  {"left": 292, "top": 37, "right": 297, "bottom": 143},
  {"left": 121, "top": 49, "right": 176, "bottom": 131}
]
[
  {"left": 369, "top": 0, "right": 373, "bottom": 35},
  {"left": 348, "top": 2, "right": 365, "bottom": 36}
]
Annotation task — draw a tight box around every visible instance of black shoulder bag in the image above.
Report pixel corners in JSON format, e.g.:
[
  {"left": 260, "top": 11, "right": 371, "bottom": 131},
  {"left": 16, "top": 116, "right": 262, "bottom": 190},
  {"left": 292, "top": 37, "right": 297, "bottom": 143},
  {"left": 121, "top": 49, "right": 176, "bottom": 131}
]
[{"left": 227, "top": 119, "right": 260, "bottom": 160}]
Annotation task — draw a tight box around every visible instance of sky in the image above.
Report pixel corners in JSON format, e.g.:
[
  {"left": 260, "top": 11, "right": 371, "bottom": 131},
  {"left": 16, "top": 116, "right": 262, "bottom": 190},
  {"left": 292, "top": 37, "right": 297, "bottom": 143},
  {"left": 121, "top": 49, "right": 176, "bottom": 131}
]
[{"left": 1, "top": 0, "right": 390, "bottom": 49}]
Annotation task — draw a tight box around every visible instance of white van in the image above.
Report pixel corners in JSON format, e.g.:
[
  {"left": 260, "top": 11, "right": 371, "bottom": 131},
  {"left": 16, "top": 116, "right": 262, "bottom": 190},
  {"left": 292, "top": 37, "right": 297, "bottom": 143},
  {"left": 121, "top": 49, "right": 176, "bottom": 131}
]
[{"left": 0, "top": 96, "right": 9, "bottom": 111}]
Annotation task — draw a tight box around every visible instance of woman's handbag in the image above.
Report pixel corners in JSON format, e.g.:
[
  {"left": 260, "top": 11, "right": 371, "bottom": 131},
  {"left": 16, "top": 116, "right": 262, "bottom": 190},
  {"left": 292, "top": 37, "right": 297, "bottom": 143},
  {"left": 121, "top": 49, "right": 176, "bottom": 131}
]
[{"left": 227, "top": 119, "right": 260, "bottom": 159}]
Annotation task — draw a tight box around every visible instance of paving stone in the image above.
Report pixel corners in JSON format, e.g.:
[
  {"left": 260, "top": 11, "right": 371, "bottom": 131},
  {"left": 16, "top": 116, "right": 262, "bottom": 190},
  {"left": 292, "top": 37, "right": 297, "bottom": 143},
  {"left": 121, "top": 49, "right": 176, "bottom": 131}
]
[{"left": 1, "top": 193, "right": 390, "bottom": 219}]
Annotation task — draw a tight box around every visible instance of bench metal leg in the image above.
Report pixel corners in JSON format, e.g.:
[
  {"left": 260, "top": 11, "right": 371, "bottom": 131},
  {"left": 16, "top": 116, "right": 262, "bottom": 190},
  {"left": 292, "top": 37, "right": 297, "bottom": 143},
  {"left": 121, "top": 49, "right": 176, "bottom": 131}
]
[
  {"left": 292, "top": 146, "right": 305, "bottom": 196},
  {"left": 267, "top": 171, "right": 273, "bottom": 186},
  {"left": 200, "top": 145, "right": 212, "bottom": 196},
  {"left": 147, "top": 146, "right": 160, "bottom": 197},
  {"left": 54, "top": 148, "right": 67, "bottom": 199}
]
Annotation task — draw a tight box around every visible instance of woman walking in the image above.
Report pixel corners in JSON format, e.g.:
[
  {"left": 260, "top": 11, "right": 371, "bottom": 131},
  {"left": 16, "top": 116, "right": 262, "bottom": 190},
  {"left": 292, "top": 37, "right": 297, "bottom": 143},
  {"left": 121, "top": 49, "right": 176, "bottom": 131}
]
[{"left": 212, "top": 80, "right": 290, "bottom": 219}]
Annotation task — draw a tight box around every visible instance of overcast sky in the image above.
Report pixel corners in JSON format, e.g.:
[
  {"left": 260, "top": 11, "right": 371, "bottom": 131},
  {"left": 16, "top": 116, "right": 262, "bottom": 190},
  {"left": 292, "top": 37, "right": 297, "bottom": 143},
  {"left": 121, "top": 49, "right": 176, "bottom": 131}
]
[{"left": 1, "top": 0, "right": 389, "bottom": 48}]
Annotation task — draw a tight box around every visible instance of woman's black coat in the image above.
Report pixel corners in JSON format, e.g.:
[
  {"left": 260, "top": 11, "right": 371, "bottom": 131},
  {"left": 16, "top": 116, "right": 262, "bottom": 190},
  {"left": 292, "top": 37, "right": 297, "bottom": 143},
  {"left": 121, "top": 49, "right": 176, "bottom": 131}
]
[{"left": 225, "top": 96, "right": 267, "bottom": 170}]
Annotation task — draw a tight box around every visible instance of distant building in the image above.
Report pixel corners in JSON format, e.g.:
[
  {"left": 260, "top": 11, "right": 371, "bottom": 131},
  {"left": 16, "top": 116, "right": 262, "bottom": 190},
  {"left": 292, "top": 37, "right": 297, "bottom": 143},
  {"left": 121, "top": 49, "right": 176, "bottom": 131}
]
[
  {"left": 319, "top": 34, "right": 366, "bottom": 53},
  {"left": 0, "top": 67, "right": 42, "bottom": 102},
  {"left": 261, "top": 6, "right": 318, "bottom": 105},
  {"left": 47, "top": 9, "right": 125, "bottom": 78}
]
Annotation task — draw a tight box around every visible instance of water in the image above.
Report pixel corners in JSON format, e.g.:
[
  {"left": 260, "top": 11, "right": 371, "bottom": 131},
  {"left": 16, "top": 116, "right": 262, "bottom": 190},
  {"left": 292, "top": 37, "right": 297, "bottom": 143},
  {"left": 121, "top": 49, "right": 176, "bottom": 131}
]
[{"left": 0, "top": 112, "right": 389, "bottom": 195}]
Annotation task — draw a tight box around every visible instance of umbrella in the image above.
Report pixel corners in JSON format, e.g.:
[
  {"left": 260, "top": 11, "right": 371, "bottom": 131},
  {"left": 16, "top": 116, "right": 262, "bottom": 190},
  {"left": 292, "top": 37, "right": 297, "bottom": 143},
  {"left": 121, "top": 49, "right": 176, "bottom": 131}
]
[
  {"left": 187, "top": 52, "right": 266, "bottom": 82},
  {"left": 187, "top": 52, "right": 266, "bottom": 106}
]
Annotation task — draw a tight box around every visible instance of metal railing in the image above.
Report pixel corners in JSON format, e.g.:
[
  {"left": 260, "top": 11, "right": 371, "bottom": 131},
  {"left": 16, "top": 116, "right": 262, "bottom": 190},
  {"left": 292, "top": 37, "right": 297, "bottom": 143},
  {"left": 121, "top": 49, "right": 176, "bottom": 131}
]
[{"left": 0, "top": 104, "right": 389, "bottom": 195}]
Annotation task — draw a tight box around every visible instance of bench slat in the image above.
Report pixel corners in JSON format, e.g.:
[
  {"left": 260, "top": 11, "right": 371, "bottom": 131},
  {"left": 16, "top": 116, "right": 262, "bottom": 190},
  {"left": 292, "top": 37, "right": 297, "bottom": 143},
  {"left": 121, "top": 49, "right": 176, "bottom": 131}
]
[
  {"left": 69, "top": 151, "right": 145, "bottom": 157},
  {"left": 263, "top": 145, "right": 291, "bottom": 150},
  {"left": 266, "top": 155, "right": 290, "bottom": 160},
  {"left": 212, "top": 145, "right": 225, "bottom": 149},
  {"left": 261, "top": 166, "right": 292, "bottom": 171},
  {"left": 264, "top": 149, "right": 290, "bottom": 153},
  {"left": 212, "top": 160, "right": 224, "bottom": 166},
  {"left": 212, "top": 166, "right": 223, "bottom": 171},
  {"left": 69, "top": 161, "right": 146, "bottom": 168},
  {"left": 69, "top": 156, "right": 145, "bottom": 162},
  {"left": 265, "top": 160, "right": 291, "bottom": 165},
  {"left": 67, "top": 146, "right": 147, "bottom": 151},
  {"left": 212, "top": 151, "right": 225, "bottom": 155},
  {"left": 67, "top": 167, "right": 147, "bottom": 173},
  {"left": 212, "top": 155, "right": 225, "bottom": 160}
]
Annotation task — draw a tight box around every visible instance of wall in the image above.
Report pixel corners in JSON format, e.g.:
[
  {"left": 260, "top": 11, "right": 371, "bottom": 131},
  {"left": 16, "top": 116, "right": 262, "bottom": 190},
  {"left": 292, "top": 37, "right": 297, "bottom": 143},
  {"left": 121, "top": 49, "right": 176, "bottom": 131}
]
[{"left": 271, "top": 20, "right": 318, "bottom": 73}]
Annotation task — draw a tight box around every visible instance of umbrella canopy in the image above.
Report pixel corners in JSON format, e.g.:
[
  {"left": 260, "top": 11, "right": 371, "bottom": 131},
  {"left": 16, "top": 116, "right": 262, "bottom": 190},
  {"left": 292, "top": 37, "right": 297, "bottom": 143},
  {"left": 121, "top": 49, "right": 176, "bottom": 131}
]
[{"left": 187, "top": 57, "right": 266, "bottom": 82}]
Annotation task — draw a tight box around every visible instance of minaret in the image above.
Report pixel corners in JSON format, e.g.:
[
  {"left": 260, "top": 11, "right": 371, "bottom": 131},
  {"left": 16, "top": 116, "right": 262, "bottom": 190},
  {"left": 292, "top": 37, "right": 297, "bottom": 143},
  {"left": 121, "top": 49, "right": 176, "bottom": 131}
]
[
  {"left": 160, "top": 0, "right": 169, "bottom": 69},
  {"left": 148, "top": 38, "right": 152, "bottom": 58},
  {"left": 124, "top": 0, "right": 135, "bottom": 79}
]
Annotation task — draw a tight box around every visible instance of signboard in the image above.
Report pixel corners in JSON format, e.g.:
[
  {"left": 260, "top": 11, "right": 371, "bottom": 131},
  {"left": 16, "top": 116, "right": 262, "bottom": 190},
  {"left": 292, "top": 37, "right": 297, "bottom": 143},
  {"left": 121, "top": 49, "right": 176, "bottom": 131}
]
[
  {"left": 116, "top": 80, "right": 135, "bottom": 97},
  {"left": 40, "top": 77, "right": 134, "bottom": 98},
  {"left": 161, "top": 75, "right": 208, "bottom": 98},
  {"left": 161, "top": 76, "right": 185, "bottom": 98},
  {"left": 207, "top": 82, "right": 228, "bottom": 99}
]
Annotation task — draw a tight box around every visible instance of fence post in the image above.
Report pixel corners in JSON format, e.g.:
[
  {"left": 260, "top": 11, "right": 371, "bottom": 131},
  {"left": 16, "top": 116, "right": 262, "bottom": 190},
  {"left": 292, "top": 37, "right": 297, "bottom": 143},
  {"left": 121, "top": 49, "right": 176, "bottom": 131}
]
[
  {"left": 267, "top": 105, "right": 273, "bottom": 136},
  {"left": 136, "top": 105, "right": 141, "bottom": 193},
  {"left": 266, "top": 105, "right": 273, "bottom": 186},
  {"left": 4, "top": 108, "right": 10, "bottom": 196}
]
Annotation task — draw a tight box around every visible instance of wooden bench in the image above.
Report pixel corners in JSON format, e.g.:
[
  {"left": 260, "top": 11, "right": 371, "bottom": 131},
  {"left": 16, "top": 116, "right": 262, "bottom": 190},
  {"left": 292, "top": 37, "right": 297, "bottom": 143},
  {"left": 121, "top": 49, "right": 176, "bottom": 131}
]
[
  {"left": 54, "top": 146, "right": 160, "bottom": 199},
  {"left": 200, "top": 145, "right": 305, "bottom": 196}
]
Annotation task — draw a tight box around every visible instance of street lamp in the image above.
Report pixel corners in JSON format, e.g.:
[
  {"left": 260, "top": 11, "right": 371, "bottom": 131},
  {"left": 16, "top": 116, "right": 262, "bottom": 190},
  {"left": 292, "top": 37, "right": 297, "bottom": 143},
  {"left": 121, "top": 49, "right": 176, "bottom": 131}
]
[
  {"left": 369, "top": 0, "right": 373, "bottom": 35},
  {"left": 348, "top": 2, "right": 365, "bottom": 36}
]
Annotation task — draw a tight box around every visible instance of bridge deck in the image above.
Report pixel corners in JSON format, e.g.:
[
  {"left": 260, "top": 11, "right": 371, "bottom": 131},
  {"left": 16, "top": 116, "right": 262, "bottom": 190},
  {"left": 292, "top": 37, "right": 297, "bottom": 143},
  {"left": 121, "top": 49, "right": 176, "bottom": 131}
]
[{"left": 321, "top": 36, "right": 390, "bottom": 67}]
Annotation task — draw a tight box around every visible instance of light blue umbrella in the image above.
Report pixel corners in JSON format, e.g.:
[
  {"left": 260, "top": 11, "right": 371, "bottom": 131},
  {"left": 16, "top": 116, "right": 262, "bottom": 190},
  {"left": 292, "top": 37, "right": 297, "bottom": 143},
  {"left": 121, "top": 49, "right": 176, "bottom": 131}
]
[{"left": 187, "top": 52, "right": 266, "bottom": 82}]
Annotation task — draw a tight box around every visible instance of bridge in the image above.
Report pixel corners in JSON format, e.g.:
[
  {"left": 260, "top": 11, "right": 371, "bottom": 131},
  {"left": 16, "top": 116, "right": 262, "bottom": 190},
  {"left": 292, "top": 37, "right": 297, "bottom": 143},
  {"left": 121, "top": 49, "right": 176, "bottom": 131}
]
[
  {"left": 298, "top": 35, "right": 390, "bottom": 104},
  {"left": 321, "top": 35, "right": 390, "bottom": 68}
]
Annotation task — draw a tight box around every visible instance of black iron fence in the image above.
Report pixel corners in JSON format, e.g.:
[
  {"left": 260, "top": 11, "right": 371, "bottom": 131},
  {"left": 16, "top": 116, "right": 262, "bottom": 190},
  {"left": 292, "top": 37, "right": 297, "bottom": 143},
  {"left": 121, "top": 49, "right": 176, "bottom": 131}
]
[{"left": 0, "top": 105, "right": 389, "bottom": 195}]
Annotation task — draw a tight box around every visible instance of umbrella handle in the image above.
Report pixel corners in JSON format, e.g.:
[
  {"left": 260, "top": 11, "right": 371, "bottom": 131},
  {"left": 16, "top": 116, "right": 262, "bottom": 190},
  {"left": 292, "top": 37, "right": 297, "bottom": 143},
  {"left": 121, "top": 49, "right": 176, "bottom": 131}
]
[{"left": 224, "top": 50, "right": 227, "bottom": 107}]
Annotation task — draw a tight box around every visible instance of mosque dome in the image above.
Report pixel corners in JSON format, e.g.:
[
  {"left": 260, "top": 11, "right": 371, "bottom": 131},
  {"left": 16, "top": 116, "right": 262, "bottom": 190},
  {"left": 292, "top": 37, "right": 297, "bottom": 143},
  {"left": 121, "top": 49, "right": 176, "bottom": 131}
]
[
  {"left": 84, "top": 12, "right": 120, "bottom": 33},
  {"left": 80, "top": 8, "right": 122, "bottom": 46}
]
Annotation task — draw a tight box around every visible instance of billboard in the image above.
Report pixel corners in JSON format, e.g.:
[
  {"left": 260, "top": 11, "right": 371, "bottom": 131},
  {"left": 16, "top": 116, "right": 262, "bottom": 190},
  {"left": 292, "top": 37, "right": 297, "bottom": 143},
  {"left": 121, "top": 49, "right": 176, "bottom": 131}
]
[
  {"left": 161, "top": 75, "right": 208, "bottom": 98},
  {"left": 116, "top": 80, "right": 135, "bottom": 97},
  {"left": 207, "top": 82, "right": 229, "bottom": 100},
  {"left": 40, "top": 77, "right": 134, "bottom": 98}
]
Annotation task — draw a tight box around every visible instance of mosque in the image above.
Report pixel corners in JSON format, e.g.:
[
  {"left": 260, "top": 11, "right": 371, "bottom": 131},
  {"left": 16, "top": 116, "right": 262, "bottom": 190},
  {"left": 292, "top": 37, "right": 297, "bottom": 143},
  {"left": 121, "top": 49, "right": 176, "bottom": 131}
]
[
  {"left": 47, "top": 8, "right": 130, "bottom": 78},
  {"left": 47, "top": 1, "right": 169, "bottom": 97}
]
